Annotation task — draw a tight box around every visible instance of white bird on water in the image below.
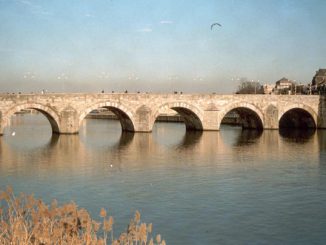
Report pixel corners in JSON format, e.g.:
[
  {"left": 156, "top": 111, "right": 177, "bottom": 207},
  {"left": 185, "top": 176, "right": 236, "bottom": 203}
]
[{"left": 11, "top": 131, "right": 16, "bottom": 136}]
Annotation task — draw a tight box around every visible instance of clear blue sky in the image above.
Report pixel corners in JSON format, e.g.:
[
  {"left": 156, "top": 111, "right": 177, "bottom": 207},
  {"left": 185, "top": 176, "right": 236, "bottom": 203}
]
[{"left": 0, "top": 0, "right": 325, "bottom": 93}]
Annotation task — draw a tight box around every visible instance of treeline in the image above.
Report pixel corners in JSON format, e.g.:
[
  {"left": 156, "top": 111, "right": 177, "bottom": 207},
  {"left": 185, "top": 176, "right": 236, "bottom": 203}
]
[{"left": 236, "top": 81, "right": 264, "bottom": 94}]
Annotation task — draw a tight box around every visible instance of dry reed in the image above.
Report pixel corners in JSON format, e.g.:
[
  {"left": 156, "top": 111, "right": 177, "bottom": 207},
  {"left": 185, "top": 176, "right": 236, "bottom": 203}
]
[{"left": 0, "top": 186, "right": 165, "bottom": 245}]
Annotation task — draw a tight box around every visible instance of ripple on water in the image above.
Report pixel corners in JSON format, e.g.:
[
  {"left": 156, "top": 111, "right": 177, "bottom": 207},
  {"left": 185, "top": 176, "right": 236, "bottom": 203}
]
[{"left": 1, "top": 116, "right": 326, "bottom": 244}]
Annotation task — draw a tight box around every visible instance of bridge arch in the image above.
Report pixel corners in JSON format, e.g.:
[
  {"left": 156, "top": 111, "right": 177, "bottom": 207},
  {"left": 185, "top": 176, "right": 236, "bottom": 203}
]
[
  {"left": 151, "top": 102, "right": 204, "bottom": 131},
  {"left": 218, "top": 102, "right": 264, "bottom": 129},
  {"left": 79, "top": 101, "right": 136, "bottom": 132},
  {"left": 279, "top": 104, "right": 317, "bottom": 129},
  {"left": 2, "top": 103, "right": 60, "bottom": 134}
]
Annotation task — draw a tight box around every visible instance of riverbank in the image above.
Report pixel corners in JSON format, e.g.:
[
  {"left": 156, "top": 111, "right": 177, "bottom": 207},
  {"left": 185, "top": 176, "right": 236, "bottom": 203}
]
[
  {"left": 86, "top": 111, "right": 241, "bottom": 124},
  {"left": 86, "top": 112, "right": 185, "bottom": 122},
  {"left": 14, "top": 109, "right": 241, "bottom": 125}
]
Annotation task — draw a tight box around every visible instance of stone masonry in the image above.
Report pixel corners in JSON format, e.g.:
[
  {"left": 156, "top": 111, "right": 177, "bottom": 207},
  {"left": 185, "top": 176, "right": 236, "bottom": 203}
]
[{"left": 0, "top": 93, "right": 325, "bottom": 135}]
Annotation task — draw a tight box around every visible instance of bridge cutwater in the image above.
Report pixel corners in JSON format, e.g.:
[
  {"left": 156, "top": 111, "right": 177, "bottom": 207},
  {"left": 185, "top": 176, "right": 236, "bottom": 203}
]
[{"left": 0, "top": 93, "right": 325, "bottom": 135}]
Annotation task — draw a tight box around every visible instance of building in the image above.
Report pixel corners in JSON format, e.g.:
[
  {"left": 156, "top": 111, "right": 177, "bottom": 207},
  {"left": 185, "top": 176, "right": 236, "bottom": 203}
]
[
  {"left": 311, "top": 68, "right": 326, "bottom": 95},
  {"left": 274, "top": 77, "right": 295, "bottom": 94},
  {"left": 311, "top": 69, "right": 326, "bottom": 87},
  {"left": 263, "top": 84, "right": 275, "bottom": 94}
]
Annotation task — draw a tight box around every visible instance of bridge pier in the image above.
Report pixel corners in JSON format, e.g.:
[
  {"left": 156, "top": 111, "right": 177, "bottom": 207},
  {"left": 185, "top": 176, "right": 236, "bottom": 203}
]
[
  {"left": 318, "top": 96, "right": 326, "bottom": 128},
  {"left": 202, "top": 110, "right": 220, "bottom": 131},
  {"left": 0, "top": 112, "right": 3, "bottom": 135},
  {"left": 264, "top": 105, "right": 279, "bottom": 129},
  {"left": 58, "top": 107, "right": 79, "bottom": 134},
  {"left": 133, "top": 105, "right": 152, "bottom": 132}
]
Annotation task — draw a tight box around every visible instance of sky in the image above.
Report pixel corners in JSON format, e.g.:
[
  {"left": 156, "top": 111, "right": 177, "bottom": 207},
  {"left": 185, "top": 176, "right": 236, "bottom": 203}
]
[{"left": 0, "top": 0, "right": 326, "bottom": 93}]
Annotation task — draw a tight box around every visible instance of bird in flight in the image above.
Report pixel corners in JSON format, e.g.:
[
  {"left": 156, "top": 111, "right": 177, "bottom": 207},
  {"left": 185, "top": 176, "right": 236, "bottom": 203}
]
[{"left": 211, "top": 22, "right": 222, "bottom": 30}]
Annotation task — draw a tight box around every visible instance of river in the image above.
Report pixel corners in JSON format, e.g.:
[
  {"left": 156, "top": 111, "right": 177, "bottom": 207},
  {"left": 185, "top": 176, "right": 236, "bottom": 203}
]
[{"left": 1, "top": 113, "right": 326, "bottom": 244}]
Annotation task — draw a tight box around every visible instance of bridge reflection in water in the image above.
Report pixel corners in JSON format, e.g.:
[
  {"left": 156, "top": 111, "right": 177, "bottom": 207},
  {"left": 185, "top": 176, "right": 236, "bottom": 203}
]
[
  {"left": 1, "top": 114, "right": 326, "bottom": 244},
  {"left": 0, "top": 114, "right": 322, "bottom": 174}
]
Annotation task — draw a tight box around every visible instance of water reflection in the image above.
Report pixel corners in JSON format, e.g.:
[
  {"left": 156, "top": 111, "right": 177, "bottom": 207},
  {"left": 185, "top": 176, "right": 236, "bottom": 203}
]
[
  {"left": 152, "top": 122, "right": 186, "bottom": 148},
  {"left": 176, "top": 131, "right": 203, "bottom": 150},
  {"left": 234, "top": 129, "right": 263, "bottom": 146},
  {"left": 279, "top": 128, "right": 316, "bottom": 142},
  {"left": 0, "top": 120, "right": 324, "bottom": 169},
  {"left": 79, "top": 119, "right": 123, "bottom": 149},
  {"left": 115, "top": 132, "right": 135, "bottom": 150},
  {"left": 318, "top": 130, "right": 326, "bottom": 152},
  {"left": 317, "top": 131, "right": 326, "bottom": 172},
  {"left": 49, "top": 134, "right": 60, "bottom": 147},
  {"left": 1, "top": 117, "right": 326, "bottom": 244}
]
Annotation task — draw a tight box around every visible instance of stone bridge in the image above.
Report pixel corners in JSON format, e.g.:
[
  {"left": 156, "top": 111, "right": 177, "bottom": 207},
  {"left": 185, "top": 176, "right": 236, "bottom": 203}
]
[{"left": 0, "top": 93, "right": 325, "bottom": 135}]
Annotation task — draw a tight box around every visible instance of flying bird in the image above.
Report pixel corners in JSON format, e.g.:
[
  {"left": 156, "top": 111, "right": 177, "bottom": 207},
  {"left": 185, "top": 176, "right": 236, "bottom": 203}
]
[{"left": 211, "top": 22, "right": 222, "bottom": 30}]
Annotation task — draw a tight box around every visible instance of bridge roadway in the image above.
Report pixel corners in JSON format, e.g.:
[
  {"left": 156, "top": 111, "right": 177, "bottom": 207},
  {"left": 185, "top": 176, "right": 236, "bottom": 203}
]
[{"left": 0, "top": 93, "right": 325, "bottom": 135}]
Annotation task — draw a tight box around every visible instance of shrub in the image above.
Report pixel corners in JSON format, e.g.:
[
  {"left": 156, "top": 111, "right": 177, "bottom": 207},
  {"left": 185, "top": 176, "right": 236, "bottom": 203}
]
[{"left": 0, "top": 186, "right": 165, "bottom": 245}]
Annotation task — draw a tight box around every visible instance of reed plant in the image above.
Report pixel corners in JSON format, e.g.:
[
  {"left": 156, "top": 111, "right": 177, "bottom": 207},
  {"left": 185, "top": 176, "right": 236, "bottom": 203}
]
[{"left": 0, "top": 186, "right": 165, "bottom": 245}]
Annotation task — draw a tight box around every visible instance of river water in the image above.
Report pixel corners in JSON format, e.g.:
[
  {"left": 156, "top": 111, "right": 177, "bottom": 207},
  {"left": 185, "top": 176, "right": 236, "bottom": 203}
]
[{"left": 1, "top": 113, "right": 326, "bottom": 244}]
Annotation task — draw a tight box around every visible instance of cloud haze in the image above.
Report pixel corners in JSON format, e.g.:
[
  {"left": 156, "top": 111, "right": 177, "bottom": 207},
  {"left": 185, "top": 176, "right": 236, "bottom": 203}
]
[
  {"left": 137, "top": 28, "right": 153, "bottom": 33},
  {"left": 160, "top": 20, "right": 173, "bottom": 24},
  {"left": 0, "top": 0, "right": 326, "bottom": 93}
]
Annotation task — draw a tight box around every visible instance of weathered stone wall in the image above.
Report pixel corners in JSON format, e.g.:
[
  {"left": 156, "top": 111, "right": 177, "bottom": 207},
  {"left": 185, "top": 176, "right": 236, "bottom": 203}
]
[
  {"left": 318, "top": 96, "right": 326, "bottom": 128},
  {"left": 0, "top": 93, "right": 323, "bottom": 135}
]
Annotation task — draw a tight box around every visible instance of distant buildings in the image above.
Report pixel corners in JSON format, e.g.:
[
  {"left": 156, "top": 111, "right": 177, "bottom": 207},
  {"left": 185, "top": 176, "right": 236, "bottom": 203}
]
[
  {"left": 262, "top": 69, "right": 326, "bottom": 95},
  {"left": 311, "top": 69, "right": 326, "bottom": 94},
  {"left": 262, "top": 78, "right": 295, "bottom": 95},
  {"left": 275, "top": 78, "right": 294, "bottom": 91},
  {"left": 273, "top": 77, "right": 296, "bottom": 94},
  {"left": 237, "top": 69, "right": 325, "bottom": 95},
  {"left": 263, "top": 84, "right": 274, "bottom": 94},
  {"left": 312, "top": 69, "right": 326, "bottom": 87}
]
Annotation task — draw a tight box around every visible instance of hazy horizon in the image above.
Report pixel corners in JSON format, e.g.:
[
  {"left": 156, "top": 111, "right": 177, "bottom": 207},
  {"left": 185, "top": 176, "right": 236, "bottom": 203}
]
[{"left": 1, "top": 0, "right": 325, "bottom": 93}]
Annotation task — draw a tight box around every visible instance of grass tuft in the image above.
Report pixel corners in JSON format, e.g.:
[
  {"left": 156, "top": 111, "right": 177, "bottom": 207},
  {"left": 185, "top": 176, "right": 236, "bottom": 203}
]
[{"left": 0, "top": 187, "right": 166, "bottom": 245}]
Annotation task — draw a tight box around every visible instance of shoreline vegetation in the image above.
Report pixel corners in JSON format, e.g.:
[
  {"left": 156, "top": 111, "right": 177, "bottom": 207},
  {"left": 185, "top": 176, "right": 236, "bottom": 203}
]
[{"left": 0, "top": 187, "right": 165, "bottom": 245}]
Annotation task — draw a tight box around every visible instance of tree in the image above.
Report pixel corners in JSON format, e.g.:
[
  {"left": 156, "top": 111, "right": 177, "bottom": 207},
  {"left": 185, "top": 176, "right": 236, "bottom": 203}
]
[{"left": 236, "top": 80, "right": 264, "bottom": 94}]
